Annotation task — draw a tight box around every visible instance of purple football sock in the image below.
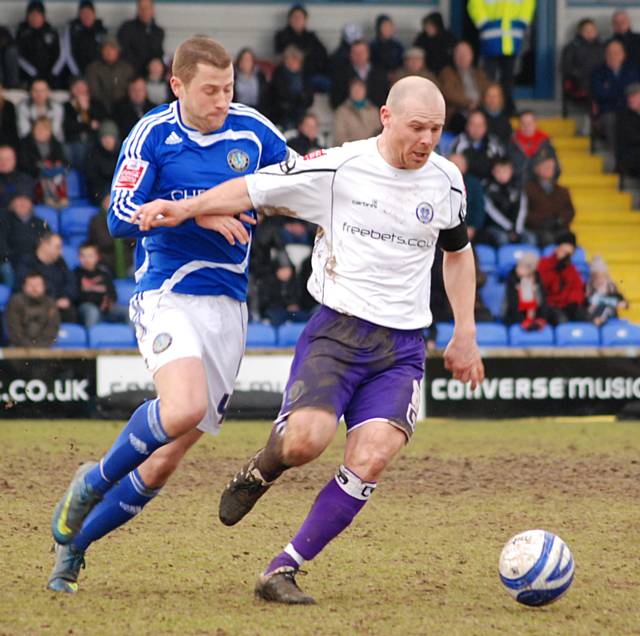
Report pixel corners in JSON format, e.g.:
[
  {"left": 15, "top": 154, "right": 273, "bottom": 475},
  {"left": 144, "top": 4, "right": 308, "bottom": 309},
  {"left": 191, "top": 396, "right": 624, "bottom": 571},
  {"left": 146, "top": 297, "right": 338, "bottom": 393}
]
[{"left": 265, "top": 465, "right": 376, "bottom": 575}]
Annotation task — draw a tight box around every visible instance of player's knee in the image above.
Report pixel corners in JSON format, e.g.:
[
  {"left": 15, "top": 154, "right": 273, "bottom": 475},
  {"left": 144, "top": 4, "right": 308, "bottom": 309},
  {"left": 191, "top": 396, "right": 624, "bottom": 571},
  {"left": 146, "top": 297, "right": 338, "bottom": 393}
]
[
  {"left": 282, "top": 429, "right": 325, "bottom": 466},
  {"left": 349, "top": 451, "right": 390, "bottom": 482},
  {"left": 159, "top": 398, "right": 207, "bottom": 436}
]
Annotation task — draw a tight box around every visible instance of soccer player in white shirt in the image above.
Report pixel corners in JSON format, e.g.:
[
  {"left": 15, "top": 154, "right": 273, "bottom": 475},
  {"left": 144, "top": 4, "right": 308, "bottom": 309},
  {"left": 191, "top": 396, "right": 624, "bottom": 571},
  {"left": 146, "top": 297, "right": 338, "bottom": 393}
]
[{"left": 137, "top": 76, "right": 484, "bottom": 604}]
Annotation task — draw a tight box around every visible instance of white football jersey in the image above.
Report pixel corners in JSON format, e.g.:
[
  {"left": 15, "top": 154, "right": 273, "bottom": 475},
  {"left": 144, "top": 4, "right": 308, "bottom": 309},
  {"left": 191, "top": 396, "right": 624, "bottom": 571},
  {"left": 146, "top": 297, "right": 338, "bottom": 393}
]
[{"left": 246, "top": 137, "right": 469, "bottom": 329}]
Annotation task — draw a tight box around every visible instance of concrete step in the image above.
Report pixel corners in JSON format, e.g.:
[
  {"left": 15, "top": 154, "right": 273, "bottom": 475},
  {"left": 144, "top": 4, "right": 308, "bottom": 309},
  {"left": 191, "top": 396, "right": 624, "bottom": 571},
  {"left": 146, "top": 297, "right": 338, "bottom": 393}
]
[
  {"left": 553, "top": 137, "right": 590, "bottom": 151},
  {"left": 560, "top": 174, "right": 619, "bottom": 188},
  {"left": 573, "top": 211, "right": 640, "bottom": 224},
  {"left": 558, "top": 154, "right": 603, "bottom": 174},
  {"left": 512, "top": 117, "right": 577, "bottom": 137},
  {"left": 572, "top": 190, "right": 633, "bottom": 209},
  {"left": 619, "top": 306, "right": 640, "bottom": 322}
]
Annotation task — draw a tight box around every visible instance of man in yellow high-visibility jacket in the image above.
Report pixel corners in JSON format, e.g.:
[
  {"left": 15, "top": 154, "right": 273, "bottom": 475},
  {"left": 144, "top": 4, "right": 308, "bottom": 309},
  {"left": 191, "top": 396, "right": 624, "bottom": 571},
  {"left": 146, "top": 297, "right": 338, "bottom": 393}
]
[{"left": 467, "top": 0, "right": 536, "bottom": 111}]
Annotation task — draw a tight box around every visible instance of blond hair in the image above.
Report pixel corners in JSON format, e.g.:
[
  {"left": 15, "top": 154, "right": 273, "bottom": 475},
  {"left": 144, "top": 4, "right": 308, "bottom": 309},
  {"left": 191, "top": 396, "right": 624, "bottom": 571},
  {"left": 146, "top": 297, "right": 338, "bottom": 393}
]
[{"left": 171, "top": 36, "right": 231, "bottom": 85}]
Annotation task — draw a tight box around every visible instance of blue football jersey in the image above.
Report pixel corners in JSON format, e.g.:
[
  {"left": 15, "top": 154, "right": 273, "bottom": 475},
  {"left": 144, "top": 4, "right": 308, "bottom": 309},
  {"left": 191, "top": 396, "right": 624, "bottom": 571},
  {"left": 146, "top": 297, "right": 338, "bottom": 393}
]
[{"left": 107, "top": 100, "right": 287, "bottom": 300}]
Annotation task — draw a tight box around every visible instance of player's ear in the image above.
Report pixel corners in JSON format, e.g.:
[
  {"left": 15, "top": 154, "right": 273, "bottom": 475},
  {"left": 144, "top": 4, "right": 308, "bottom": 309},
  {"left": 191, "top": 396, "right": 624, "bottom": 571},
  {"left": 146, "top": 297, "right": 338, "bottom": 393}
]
[
  {"left": 169, "top": 75, "right": 182, "bottom": 99},
  {"left": 379, "top": 105, "right": 391, "bottom": 127}
]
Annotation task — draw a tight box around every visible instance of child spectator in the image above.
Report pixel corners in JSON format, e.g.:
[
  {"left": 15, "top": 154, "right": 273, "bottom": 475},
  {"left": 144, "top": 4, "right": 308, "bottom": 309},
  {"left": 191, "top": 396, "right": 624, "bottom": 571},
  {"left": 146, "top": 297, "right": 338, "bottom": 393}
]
[
  {"left": 481, "top": 83, "right": 512, "bottom": 144},
  {"left": 524, "top": 151, "right": 575, "bottom": 247},
  {"left": 257, "top": 251, "right": 306, "bottom": 326},
  {"left": 511, "top": 110, "right": 559, "bottom": 183},
  {"left": 18, "top": 116, "right": 68, "bottom": 209},
  {"left": 333, "top": 78, "right": 381, "bottom": 146},
  {"left": 85, "top": 120, "right": 119, "bottom": 204},
  {"left": 586, "top": 256, "right": 628, "bottom": 326},
  {"left": 369, "top": 14, "right": 404, "bottom": 74},
  {"left": 481, "top": 157, "right": 534, "bottom": 247},
  {"left": 6, "top": 271, "right": 60, "bottom": 347},
  {"left": 449, "top": 153, "right": 485, "bottom": 242},
  {"left": 288, "top": 112, "right": 323, "bottom": 156},
  {"left": 504, "top": 252, "right": 548, "bottom": 330},
  {"left": 233, "top": 48, "right": 268, "bottom": 113},
  {"left": 537, "top": 231, "right": 587, "bottom": 325},
  {"left": 17, "top": 78, "right": 64, "bottom": 141},
  {"left": 75, "top": 242, "right": 127, "bottom": 328},
  {"left": 145, "top": 57, "right": 170, "bottom": 106}
]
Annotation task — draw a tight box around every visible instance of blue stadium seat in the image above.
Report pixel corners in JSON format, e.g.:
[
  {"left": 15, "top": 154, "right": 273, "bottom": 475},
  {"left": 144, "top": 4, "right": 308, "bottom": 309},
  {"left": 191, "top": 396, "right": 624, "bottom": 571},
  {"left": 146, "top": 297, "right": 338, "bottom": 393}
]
[
  {"left": 67, "top": 169, "right": 87, "bottom": 201},
  {"left": 62, "top": 245, "right": 79, "bottom": 270},
  {"left": 476, "top": 322, "right": 508, "bottom": 346},
  {"left": 479, "top": 281, "right": 505, "bottom": 319},
  {"left": 555, "top": 322, "right": 600, "bottom": 347},
  {"left": 435, "top": 322, "right": 454, "bottom": 348},
  {"left": 437, "top": 131, "right": 456, "bottom": 157},
  {"left": 277, "top": 321, "right": 306, "bottom": 347},
  {"left": 60, "top": 206, "right": 98, "bottom": 241},
  {"left": 246, "top": 322, "right": 277, "bottom": 348},
  {"left": 475, "top": 244, "right": 496, "bottom": 274},
  {"left": 0, "top": 284, "right": 11, "bottom": 311},
  {"left": 508, "top": 324, "right": 554, "bottom": 347},
  {"left": 497, "top": 244, "right": 540, "bottom": 278},
  {"left": 89, "top": 323, "right": 136, "bottom": 348},
  {"left": 33, "top": 204, "right": 59, "bottom": 233},
  {"left": 54, "top": 323, "right": 87, "bottom": 348},
  {"left": 114, "top": 279, "right": 137, "bottom": 306},
  {"left": 601, "top": 322, "right": 640, "bottom": 346}
]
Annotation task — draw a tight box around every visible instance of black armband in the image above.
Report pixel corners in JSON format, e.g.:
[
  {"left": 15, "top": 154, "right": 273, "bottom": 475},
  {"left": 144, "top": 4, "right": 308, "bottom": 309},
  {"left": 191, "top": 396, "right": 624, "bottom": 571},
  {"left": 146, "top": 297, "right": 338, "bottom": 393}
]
[{"left": 437, "top": 222, "right": 469, "bottom": 252}]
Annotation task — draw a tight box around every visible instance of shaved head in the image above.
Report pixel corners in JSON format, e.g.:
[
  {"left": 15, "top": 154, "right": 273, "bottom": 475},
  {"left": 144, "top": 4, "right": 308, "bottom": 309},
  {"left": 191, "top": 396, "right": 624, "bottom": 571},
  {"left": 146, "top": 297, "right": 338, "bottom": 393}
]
[{"left": 378, "top": 76, "right": 445, "bottom": 170}]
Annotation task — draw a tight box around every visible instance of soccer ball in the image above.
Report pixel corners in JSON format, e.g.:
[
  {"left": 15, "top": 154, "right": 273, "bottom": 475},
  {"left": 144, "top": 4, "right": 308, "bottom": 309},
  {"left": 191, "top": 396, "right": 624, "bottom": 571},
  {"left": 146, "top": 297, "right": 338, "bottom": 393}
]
[{"left": 498, "top": 529, "right": 575, "bottom": 607}]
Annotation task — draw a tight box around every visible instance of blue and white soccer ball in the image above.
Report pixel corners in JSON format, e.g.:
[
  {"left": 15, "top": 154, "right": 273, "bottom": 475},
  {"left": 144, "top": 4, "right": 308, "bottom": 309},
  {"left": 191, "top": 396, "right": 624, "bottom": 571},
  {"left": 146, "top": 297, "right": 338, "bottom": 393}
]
[{"left": 498, "top": 529, "right": 575, "bottom": 607}]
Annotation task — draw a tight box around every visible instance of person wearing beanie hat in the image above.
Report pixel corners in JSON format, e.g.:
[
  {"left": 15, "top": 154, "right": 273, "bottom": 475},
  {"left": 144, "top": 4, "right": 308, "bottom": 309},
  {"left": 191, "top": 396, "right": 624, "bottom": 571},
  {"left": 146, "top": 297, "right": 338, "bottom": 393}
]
[
  {"left": 505, "top": 250, "right": 549, "bottom": 330},
  {"left": 15, "top": 0, "right": 60, "bottom": 85},
  {"left": 412, "top": 11, "right": 457, "bottom": 75},
  {"left": 586, "top": 255, "right": 628, "bottom": 325},
  {"left": 537, "top": 231, "right": 588, "bottom": 324},
  {"left": 327, "top": 23, "right": 363, "bottom": 74},
  {"left": 274, "top": 2, "right": 328, "bottom": 87},
  {"left": 369, "top": 14, "right": 404, "bottom": 74}
]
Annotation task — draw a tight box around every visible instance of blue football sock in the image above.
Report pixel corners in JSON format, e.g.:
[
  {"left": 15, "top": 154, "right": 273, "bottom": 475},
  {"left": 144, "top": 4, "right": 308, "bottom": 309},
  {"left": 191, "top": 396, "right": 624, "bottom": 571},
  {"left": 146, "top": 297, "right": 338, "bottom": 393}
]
[
  {"left": 85, "top": 399, "right": 171, "bottom": 495},
  {"left": 73, "top": 469, "right": 161, "bottom": 552}
]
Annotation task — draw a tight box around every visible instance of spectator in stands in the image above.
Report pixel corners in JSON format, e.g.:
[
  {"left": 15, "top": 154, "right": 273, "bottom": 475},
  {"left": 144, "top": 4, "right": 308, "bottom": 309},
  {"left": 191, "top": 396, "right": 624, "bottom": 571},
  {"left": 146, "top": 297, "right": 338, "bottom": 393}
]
[
  {"left": 0, "top": 208, "right": 11, "bottom": 286},
  {"left": 18, "top": 116, "right": 68, "bottom": 209},
  {"left": 145, "top": 57, "right": 170, "bottom": 106},
  {"left": 330, "top": 40, "right": 389, "bottom": 109},
  {"left": 74, "top": 242, "right": 127, "bottom": 328},
  {"left": 15, "top": 1, "right": 60, "bottom": 86},
  {"left": 537, "top": 231, "right": 587, "bottom": 325},
  {"left": 449, "top": 109, "right": 505, "bottom": 182},
  {"left": 0, "top": 26, "right": 20, "bottom": 88},
  {"left": 5, "top": 194, "right": 47, "bottom": 273},
  {"left": 328, "top": 23, "right": 363, "bottom": 75},
  {"left": 511, "top": 110, "right": 559, "bottom": 184},
  {"left": 439, "top": 41, "right": 490, "bottom": 134},
  {"left": 480, "top": 83, "right": 512, "bottom": 144},
  {"left": 257, "top": 250, "right": 307, "bottom": 326},
  {"left": 333, "top": 77, "right": 381, "bottom": 146},
  {"left": 0, "top": 145, "right": 35, "bottom": 207},
  {"left": 591, "top": 39, "right": 639, "bottom": 151},
  {"left": 467, "top": 0, "right": 536, "bottom": 113},
  {"left": 586, "top": 256, "right": 628, "bottom": 326},
  {"left": 482, "top": 156, "right": 534, "bottom": 247},
  {"left": 233, "top": 48, "right": 268, "bottom": 113},
  {"left": 17, "top": 78, "right": 64, "bottom": 141},
  {"left": 86, "top": 35, "right": 135, "bottom": 114},
  {"left": 86, "top": 120, "right": 119, "bottom": 205},
  {"left": 6, "top": 271, "right": 59, "bottom": 347},
  {"left": 88, "top": 194, "right": 133, "bottom": 278},
  {"left": 63, "top": 77, "right": 106, "bottom": 170},
  {"left": 54, "top": 0, "right": 107, "bottom": 84},
  {"left": 391, "top": 47, "right": 437, "bottom": 85},
  {"left": 369, "top": 14, "right": 404, "bottom": 75},
  {"left": 612, "top": 9, "right": 640, "bottom": 70},
  {"left": 113, "top": 76, "right": 153, "bottom": 139},
  {"left": 288, "top": 112, "right": 324, "bottom": 156},
  {"left": 615, "top": 83, "right": 640, "bottom": 178},
  {"left": 274, "top": 3, "right": 328, "bottom": 91},
  {"left": 412, "top": 11, "right": 456, "bottom": 76},
  {"left": 449, "top": 153, "right": 485, "bottom": 242},
  {"left": 524, "top": 151, "right": 575, "bottom": 248},
  {"left": 16, "top": 231, "right": 76, "bottom": 322},
  {"left": 0, "top": 84, "right": 19, "bottom": 149},
  {"left": 561, "top": 19, "right": 604, "bottom": 100},
  {"left": 117, "top": 0, "right": 165, "bottom": 76},
  {"left": 504, "top": 252, "right": 549, "bottom": 330},
  {"left": 268, "top": 45, "right": 313, "bottom": 130}
]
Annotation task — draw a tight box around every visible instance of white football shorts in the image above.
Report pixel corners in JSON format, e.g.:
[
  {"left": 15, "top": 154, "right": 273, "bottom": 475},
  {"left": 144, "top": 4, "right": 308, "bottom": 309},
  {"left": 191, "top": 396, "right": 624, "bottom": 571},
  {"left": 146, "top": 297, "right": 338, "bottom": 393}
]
[{"left": 130, "top": 290, "right": 248, "bottom": 435}]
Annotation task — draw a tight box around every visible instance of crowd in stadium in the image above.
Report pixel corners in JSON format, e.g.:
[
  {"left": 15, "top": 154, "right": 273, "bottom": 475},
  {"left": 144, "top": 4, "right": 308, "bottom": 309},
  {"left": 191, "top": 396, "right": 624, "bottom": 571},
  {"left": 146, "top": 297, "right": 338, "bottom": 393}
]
[{"left": 0, "top": 0, "right": 637, "bottom": 348}]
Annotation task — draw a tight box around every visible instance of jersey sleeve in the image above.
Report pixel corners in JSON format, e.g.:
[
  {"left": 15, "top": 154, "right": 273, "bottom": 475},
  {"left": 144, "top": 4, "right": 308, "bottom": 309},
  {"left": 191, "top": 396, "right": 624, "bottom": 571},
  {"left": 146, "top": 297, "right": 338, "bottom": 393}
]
[
  {"left": 245, "top": 148, "right": 340, "bottom": 228},
  {"left": 437, "top": 162, "right": 471, "bottom": 253},
  {"left": 107, "top": 120, "right": 164, "bottom": 239},
  {"left": 259, "top": 121, "right": 288, "bottom": 167}
]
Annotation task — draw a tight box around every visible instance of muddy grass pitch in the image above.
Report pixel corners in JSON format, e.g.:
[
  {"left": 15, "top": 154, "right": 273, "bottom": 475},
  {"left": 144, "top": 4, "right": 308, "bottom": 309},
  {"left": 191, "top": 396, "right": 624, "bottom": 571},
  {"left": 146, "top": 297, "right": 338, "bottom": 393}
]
[{"left": 1, "top": 418, "right": 638, "bottom": 635}]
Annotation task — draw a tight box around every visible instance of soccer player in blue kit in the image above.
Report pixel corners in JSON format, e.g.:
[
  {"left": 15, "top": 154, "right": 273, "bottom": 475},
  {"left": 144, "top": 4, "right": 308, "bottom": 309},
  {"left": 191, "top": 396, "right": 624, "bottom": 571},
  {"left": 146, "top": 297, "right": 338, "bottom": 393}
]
[
  {"left": 136, "top": 76, "right": 485, "bottom": 604},
  {"left": 47, "top": 36, "right": 288, "bottom": 592}
]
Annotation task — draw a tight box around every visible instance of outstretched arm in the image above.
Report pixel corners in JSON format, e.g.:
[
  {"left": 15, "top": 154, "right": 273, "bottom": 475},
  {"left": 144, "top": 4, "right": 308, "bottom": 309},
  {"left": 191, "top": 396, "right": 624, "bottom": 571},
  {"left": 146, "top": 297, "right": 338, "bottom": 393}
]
[{"left": 442, "top": 247, "right": 485, "bottom": 389}]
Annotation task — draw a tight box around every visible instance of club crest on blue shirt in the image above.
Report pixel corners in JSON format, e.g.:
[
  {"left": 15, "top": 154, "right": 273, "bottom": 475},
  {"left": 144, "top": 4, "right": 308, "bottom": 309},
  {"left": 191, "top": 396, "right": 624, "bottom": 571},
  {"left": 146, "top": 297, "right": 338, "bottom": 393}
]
[
  {"left": 415, "top": 201, "right": 434, "bottom": 224},
  {"left": 227, "top": 149, "right": 250, "bottom": 173}
]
